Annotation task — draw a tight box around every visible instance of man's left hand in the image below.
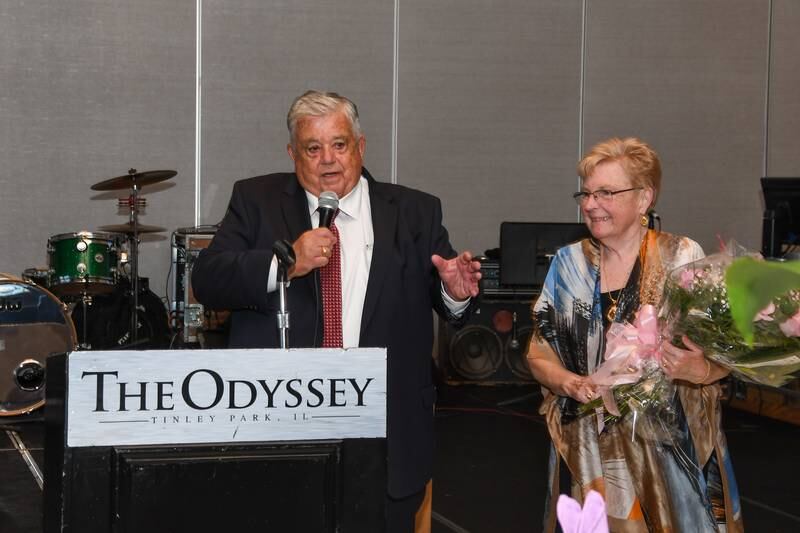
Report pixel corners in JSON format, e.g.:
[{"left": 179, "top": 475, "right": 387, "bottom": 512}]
[{"left": 432, "top": 251, "right": 482, "bottom": 301}]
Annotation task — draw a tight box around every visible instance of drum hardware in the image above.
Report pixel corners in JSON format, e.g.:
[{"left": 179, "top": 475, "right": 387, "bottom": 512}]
[
  {"left": 75, "top": 292, "right": 93, "bottom": 350},
  {"left": 21, "top": 267, "right": 51, "bottom": 288},
  {"left": 5, "top": 427, "right": 44, "bottom": 490},
  {"left": 117, "top": 196, "right": 147, "bottom": 209},
  {"left": 91, "top": 168, "right": 175, "bottom": 345},
  {"left": 14, "top": 360, "right": 46, "bottom": 392}
]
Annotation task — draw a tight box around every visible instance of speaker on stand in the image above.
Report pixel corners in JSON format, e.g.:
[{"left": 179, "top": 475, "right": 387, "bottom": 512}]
[
  {"left": 438, "top": 297, "right": 536, "bottom": 385},
  {"left": 438, "top": 222, "right": 588, "bottom": 385}
]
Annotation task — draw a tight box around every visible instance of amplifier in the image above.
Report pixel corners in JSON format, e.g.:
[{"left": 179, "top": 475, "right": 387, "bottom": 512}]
[
  {"left": 170, "top": 226, "right": 229, "bottom": 344},
  {"left": 478, "top": 258, "right": 540, "bottom": 299},
  {"left": 478, "top": 259, "right": 501, "bottom": 293}
]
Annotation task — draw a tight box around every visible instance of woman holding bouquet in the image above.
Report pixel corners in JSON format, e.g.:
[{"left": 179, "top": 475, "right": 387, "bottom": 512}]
[{"left": 527, "top": 137, "right": 742, "bottom": 532}]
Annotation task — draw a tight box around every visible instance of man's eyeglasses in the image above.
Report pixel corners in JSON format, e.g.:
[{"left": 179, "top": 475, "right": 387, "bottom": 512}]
[{"left": 572, "top": 187, "right": 643, "bottom": 205}]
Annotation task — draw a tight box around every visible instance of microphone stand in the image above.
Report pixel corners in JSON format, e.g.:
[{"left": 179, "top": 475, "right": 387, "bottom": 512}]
[
  {"left": 276, "top": 265, "right": 290, "bottom": 349},
  {"left": 272, "top": 240, "right": 296, "bottom": 349},
  {"left": 763, "top": 208, "right": 777, "bottom": 258},
  {"left": 496, "top": 311, "right": 539, "bottom": 408}
]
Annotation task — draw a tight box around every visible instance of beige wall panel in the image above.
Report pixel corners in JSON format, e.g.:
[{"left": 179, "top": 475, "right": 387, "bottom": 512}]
[
  {"left": 397, "top": 0, "right": 584, "bottom": 254},
  {"left": 582, "top": 0, "right": 769, "bottom": 253},
  {"left": 0, "top": 0, "right": 197, "bottom": 298},
  {"left": 767, "top": 0, "right": 800, "bottom": 176},
  {"left": 200, "top": 0, "right": 394, "bottom": 226}
]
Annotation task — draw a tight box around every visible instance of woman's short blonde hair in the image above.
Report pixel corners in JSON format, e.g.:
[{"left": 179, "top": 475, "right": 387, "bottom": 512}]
[{"left": 577, "top": 137, "right": 661, "bottom": 208}]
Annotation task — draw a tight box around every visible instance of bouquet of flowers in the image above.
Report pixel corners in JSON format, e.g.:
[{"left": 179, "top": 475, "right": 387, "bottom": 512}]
[
  {"left": 581, "top": 304, "right": 679, "bottom": 431},
  {"left": 661, "top": 249, "right": 800, "bottom": 388},
  {"left": 580, "top": 245, "right": 800, "bottom": 431}
]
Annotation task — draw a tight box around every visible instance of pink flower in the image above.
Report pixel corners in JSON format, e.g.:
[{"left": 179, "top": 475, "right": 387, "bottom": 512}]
[
  {"left": 679, "top": 268, "right": 695, "bottom": 289},
  {"left": 754, "top": 302, "right": 775, "bottom": 322},
  {"left": 779, "top": 311, "right": 800, "bottom": 337}
]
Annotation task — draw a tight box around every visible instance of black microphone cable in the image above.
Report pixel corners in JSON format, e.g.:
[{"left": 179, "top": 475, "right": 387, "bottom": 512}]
[
  {"left": 648, "top": 210, "right": 661, "bottom": 231},
  {"left": 313, "top": 191, "right": 340, "bottom": 346}
]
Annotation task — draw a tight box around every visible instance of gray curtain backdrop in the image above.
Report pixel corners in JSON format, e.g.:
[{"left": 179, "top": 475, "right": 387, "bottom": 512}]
[{"left": 1, "top": 0, "right": 797, "bottom": 300}]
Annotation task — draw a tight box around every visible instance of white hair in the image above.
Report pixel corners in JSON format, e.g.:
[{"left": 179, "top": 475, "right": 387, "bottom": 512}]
[{"left": 287, "top": 90, "right": 361, "bottom": 146}]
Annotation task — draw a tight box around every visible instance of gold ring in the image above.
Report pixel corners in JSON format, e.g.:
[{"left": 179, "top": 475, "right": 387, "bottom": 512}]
[{"left": 322, "top": 246, "right": 328, "bottom": 256}]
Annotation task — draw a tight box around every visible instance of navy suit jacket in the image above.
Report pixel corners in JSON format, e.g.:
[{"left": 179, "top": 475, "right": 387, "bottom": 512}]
[{"left": 192, "top": 168, "right": 469, "bottom": 497}]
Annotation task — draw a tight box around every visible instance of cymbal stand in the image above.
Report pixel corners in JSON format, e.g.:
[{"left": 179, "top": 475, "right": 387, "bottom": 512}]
[
  {"left": 78, "top": 289, "right": 92, "bottom": 350},
  {"left": 125, "top": 168, "right": 141, "bottom": 345}
]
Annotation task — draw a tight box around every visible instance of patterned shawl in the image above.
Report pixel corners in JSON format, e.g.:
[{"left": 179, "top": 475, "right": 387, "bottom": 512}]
[{"left": 531, "top": 230, "right": 743, "bottom": 532}]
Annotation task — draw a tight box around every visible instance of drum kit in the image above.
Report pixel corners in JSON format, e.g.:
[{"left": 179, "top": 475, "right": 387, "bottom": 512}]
[{"left": 1, "top": 169, "right": 176, "bottom": 417}]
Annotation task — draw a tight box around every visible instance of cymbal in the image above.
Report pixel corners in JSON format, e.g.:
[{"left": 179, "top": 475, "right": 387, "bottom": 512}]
[
  {"left": 99, "top": 223, "right": 166, "bottom": 234},
  {"left": 91, "top": 170, "right": 177, "bottom": 191}
]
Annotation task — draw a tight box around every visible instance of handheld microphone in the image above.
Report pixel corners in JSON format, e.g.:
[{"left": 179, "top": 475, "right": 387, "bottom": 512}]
[{"left": 318, "top": 191, "right": 339, "bottom": 228}]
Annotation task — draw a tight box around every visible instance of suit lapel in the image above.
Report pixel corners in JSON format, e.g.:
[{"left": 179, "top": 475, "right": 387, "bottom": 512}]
[
  {"left": 280, "top": 175, "right": 319, "bottom": 337},
  {"left": 281, "top": 175, "right": 312, "bottom": 241},
  {"left": 361, "top": 178, "right": 397, "bottom": 336}
]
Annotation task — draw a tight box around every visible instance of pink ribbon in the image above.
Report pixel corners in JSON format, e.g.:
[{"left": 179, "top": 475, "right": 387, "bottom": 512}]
[{"left": 589, "top": 304, "right": 662, "bottom": 416}]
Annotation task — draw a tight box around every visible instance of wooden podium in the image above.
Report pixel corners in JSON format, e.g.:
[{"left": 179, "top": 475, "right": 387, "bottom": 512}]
[{"left": 44, "top": 348, "right": 387, "bottom": 532}]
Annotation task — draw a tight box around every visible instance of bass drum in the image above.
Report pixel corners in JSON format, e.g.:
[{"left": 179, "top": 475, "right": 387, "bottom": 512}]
[
  {"left": 71, "top": 278, "right": 171, "bottom": 350},
  {"left": 0, "top": 274, "right": 76, "bottom": 416}
]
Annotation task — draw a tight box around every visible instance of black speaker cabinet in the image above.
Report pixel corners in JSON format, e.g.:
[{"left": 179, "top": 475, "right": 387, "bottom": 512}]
[{"left": 438, "top": 298, "right": 537, "bottom": 384}]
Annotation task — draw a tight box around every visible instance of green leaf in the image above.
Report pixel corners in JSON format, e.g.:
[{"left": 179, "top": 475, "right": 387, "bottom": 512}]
[{"left": 725, "top": 258, "right": 800, "bottom": 343}]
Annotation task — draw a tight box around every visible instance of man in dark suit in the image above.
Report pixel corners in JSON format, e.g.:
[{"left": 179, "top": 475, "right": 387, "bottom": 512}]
[{"left": 192, "top": 90, "right": 481, "bottom": 532}]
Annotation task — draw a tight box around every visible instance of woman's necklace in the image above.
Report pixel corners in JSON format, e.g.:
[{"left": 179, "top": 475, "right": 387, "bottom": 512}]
[
  {"left": 606, "top": 287, "right": 622, "bottom": 322},
  {"left": 601, "top": 246, "right": 636, "bottom": 323}
]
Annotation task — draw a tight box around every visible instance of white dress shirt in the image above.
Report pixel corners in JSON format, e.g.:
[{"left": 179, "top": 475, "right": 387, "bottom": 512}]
[{"left": 268, "top": 176, "right": 469, "bottom": 347}]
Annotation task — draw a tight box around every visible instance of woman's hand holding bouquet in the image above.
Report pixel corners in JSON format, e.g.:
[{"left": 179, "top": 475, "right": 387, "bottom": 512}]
[
  {"left": 579, "top": 244, "right": 800, "bottom": 432},
  {"left": 662, "top": 247, "right": 800, "bottom": 388}
]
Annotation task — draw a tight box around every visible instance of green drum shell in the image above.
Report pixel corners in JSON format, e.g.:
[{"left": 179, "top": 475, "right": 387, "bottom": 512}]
[{"left": 48, "top": 232, "right": 121, "bottom": 296}]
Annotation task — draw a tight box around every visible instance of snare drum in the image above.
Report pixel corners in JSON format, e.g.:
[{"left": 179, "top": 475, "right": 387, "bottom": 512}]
[
  {"left": 0, "top": 274, "right": 76, "bottom": 416},
  {"left": 48, "top": 231, "right": 123, "bottom": 296}
]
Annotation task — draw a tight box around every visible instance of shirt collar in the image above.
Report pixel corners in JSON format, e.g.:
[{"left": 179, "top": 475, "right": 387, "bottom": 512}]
[{"left": 306, "top": 175, "right": 365, "bottom": 221}]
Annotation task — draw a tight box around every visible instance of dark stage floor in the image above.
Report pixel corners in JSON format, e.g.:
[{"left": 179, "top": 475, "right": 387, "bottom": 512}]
[
  {"left": 431, "top": 384, "right": 800, "bottom": 533},
  {"left": 0, "top": 413, "right": 44, "bottom": 533},
  {"left": 1, "top": 385, "right": 798, "bottom": 532}
]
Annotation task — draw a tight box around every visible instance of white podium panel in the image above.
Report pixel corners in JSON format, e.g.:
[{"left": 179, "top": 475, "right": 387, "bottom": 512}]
[{"left": 66, "top": 348, "right": 387, "bottom": 447}]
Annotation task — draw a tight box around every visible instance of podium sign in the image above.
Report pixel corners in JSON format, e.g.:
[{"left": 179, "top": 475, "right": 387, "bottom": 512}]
[
  {"left": 45, "top": 349, "right": 387, "bottom": 533},
  {"left": 67, "top": 348, "right": 386, "bottom": 447}
]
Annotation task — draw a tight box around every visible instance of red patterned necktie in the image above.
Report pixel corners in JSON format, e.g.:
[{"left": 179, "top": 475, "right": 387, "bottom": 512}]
[{"left": 320, "top": 213, "right": 343, "bottom": 347}]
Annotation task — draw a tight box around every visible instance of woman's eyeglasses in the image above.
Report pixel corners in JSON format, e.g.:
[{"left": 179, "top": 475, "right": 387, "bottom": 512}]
[{"left": 572, "top": 187, "right": 643, "bottom": 205}]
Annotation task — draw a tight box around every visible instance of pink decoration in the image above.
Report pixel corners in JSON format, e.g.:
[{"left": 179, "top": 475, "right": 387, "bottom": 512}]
[
  {"left": 779, "top": 311, "right": 800, "bottom": 337},
  {"left": 679, "top": 268, "right": 695, "bottom": 289},
  {"left": 589, "top": 305, "right": 662, "bottom": 416},
  {"left": 754, "top": 302, "right": 776, "bottom": 322},
  {"left": 557, "top": 490, "right": 609, "bottom": 533}
]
